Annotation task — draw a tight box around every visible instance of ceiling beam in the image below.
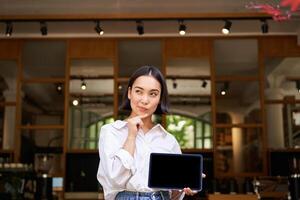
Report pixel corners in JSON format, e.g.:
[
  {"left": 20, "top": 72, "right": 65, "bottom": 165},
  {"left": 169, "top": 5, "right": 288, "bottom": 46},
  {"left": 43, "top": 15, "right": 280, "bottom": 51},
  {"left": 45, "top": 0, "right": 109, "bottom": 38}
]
[{"left": 0, "top": 12, "right": 272, "bottom": 21}]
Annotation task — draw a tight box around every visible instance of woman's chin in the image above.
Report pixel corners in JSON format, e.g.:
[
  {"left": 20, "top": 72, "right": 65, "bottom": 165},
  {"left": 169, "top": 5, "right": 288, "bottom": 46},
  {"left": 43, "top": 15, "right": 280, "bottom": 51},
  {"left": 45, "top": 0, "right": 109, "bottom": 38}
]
[
  {"left": 138, "top": 111, "right": 150, "bottom": 117},
  {"left": 132, "top": 108, "right": 151, "bottom": 117}
]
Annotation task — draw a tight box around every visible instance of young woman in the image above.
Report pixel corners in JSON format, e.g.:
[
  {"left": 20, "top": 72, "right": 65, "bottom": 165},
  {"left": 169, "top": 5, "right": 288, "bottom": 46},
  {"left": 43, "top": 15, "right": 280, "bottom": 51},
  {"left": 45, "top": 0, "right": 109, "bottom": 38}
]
[{"left": 97, "top": 66, "right": 198, "bottom": 200}]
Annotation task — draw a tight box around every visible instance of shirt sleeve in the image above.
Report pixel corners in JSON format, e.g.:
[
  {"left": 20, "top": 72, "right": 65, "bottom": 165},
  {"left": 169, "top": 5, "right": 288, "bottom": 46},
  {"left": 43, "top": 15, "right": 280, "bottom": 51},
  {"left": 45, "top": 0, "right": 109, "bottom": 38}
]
[
  {"left": 171, "top": 136, "right": 182, "bottom": 154},
  {"left": 97, "top": 125, "right": 136, "bottom": 188}
]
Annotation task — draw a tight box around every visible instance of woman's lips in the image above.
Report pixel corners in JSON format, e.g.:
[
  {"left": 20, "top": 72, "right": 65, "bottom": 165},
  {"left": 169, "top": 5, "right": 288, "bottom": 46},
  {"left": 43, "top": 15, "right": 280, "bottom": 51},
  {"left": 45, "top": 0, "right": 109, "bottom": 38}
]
[{"left": 137, "top": 106, "right": 148, "bottom": 112}]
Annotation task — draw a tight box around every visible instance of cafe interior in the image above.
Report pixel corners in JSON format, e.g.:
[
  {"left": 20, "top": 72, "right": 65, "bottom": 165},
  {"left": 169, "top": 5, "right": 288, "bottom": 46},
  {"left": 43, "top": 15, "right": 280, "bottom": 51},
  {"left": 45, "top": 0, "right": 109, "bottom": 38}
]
[{"left": 0, "top": 0, "right": 300, "bottom": 199}]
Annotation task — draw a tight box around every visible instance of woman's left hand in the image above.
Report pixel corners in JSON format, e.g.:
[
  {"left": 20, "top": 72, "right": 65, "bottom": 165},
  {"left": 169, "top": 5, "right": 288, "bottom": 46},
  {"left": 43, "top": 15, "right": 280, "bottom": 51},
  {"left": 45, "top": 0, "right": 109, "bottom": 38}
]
[
  {"left": 183, "top": 187, "right": 197, "bottom": 196},
  {"left": 183, "top": 173, "right": 206, "bottom": 196}
]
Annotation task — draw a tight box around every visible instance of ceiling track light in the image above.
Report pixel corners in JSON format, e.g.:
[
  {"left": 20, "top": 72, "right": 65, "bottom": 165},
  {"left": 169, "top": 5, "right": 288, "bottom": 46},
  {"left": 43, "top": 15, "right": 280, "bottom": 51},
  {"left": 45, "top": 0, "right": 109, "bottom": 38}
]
[
  {"left": 56, "top": 83, "right": 63, "bottom": 93},
  {"left": 261, "top": 19, "right": 268, "bottom": 34},
  {"left": 222, "top": 20, "right": 232, "bottom": 35},
  {"left": 221, "top": 82, "right": 229, "bottom": 95},
  {"left": 296, "top": 80, "right": 300, "bottom": 93},
  {"left": 81, "top": 79, "right": 87, "bottom": 90},
  {"left": 172, "top": 78, "right": 177, "bottom": 89},
  {"left": 5, "top": 21, "right": 13, "bottom": 37},
  {"left": 72, "top": 99, "right": 79, "bottom": 106},
  {"left": 94, "top": 20, "right": 104, "bottom": 35},
  {"left": 202, "top": 80, "right": 207, "bottom": 88},
  {"left": 178, "top": 20, "right": 186, "bottom": 36},
  {"left": 1, "top": 17, "right": 271, "bottom": 36},
  {"left": 136, "top": 20, "right": 144, "bottom": 35},
  {"left": 40, "top": 21, "right": 47, "bottom": 36}
]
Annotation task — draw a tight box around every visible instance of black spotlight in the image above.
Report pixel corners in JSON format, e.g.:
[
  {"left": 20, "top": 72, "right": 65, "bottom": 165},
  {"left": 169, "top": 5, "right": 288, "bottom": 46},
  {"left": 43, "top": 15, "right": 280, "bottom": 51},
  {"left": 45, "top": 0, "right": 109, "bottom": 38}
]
[
  {"left": 81, "top": 79, "right": 87, "bottom": 90},
  {"left": 221, "top": 82, "right": 229, "bottom": 95},
  {"left": 222, "top": 20, "right": 232, "bottom": 35},
  {"left": 172, "top": 78, "right": 177, "bottom": 89},
  {"left": 5, "top": 22, "right": 13, "bottom": 37},
  {"left": 296, "top": 80, "right": 300, "bottom": 93},
  {"left": 40, "top": 21, "right": 48, "bottom": 36},
  {"left": 261, "top": 20, "right": 268, "bottom": 34},
  {"left": 94, "top": 21, "right": 104, "bottom": 35},
  {"left": 56, "top": 83, "right": 63, "bottom": 94},
  {"left": 136, "top": 20, "right": 144, "bottom": 35},
  {"left": 202, "top": 80, "right": 208, "bottom": 88},
  {"left": 178, "top": 20, "right": 186, "bottom": 36}
]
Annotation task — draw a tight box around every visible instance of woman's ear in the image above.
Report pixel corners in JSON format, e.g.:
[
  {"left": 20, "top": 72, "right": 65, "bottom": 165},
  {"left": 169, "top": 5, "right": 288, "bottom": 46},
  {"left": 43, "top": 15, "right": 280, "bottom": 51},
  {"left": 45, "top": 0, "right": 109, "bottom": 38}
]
[{"left": 127, "top": 87, "right": 131, "bottom": 100}]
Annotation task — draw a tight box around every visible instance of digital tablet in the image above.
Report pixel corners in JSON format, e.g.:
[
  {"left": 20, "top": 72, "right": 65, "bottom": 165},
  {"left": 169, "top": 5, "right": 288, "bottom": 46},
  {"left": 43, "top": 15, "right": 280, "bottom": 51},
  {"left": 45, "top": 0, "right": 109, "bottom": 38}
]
[{"left": 148, "top": 153, "right": 203, "bottom": 191}]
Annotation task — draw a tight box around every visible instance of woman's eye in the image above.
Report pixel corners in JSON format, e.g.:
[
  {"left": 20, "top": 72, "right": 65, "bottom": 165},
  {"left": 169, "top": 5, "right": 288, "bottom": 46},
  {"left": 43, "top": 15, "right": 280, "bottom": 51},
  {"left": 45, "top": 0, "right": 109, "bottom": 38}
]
[
  {"left": 150, "top": 92, "right": 158, "bottom": 97},
  {"left": 135, "top": 90, "right": 142, "bottom": 94}
]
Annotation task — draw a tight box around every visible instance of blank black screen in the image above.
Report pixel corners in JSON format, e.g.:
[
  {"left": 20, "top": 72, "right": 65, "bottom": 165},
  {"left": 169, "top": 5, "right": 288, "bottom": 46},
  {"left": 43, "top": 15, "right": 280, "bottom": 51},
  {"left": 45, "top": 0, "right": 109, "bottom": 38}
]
[{"left": 148, "top": 153, "right": 203, "bottom": 191}]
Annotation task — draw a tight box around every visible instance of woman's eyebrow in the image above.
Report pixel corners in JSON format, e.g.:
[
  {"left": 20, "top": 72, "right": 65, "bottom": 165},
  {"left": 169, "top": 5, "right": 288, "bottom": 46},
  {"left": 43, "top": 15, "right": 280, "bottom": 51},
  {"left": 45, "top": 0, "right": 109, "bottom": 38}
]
[
  {"left": 133, "top": 86, "right": 144, "bottom": 90},
  {"left": 134, "top": 86, "right": 160, "bottom": 92},
  {"left": 150, "top": 89, "right": 160, "bottom": 92}
]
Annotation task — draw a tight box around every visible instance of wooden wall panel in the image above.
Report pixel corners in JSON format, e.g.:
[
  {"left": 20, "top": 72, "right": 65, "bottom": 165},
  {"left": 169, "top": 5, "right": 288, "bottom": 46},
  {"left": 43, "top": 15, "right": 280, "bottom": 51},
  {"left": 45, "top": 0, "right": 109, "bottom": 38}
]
[
  {"left": 165, "top": 38, "right": 211, "bottom": 58},
  {"left": 68, "top": 39, "right": 115, "bottom": 58},
  {"left": 0, "top": 40, "right": 21, "bottom": 59},
  {"left": 260, "top": 36, "right": 300, "bottom": 57}
]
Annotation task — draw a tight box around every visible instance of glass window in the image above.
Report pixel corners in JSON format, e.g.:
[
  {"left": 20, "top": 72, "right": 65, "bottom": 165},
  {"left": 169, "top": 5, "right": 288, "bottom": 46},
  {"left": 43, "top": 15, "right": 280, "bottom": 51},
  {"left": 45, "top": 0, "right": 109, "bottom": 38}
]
[
  {"left": 0, "top": 60, "right": 18, "bottom": 101},
  {"left": 166, "top": 114, "right": 212, "bottom": 149},
  {"left": 69, "top": 113, "right": 114, "bottom": 149},
  {"left": 118, "top": 40, "right": 162, "bottom": 77},
  {"left": 216, "top": 127, "right": 263, "bottom": 174},
  {"left": 266, "top": 103, "right": 300, "bottom": 148},
  {"left": 216, "top": 81, "right": 261, "bottom": 124},
  {"left": 69, "top": 58, "right": 114, "bottom": 149},
  {"left": 214, "top": 39, "right": 258, "bottom": 76},
  {"left": 0, "top": 105, "right": 16, "bottom": 150},
  {"left": 22, "top": 41, "right": 66, "bottom": 78},
  {"left": 264, "top": 57, "right": 300, "bottom": 100},
  {"left": 21, "top": 82, "right": 65, "bottom": 125},
  {"left": 167, "top": 58, "right": 210, "bottom": 77}
]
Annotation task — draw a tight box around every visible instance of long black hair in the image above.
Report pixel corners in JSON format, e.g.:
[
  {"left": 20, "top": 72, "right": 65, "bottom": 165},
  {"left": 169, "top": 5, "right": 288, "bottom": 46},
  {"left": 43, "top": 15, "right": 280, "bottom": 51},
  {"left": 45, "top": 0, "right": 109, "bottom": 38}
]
[{"left": 120, "top": 66, "right": 169, "bottom": 114}]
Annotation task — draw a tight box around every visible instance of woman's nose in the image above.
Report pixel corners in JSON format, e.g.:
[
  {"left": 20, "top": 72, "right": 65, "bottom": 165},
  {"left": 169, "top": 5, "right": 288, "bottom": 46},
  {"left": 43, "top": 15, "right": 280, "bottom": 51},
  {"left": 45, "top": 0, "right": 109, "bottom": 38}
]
[{"left": 140, "top": 95, "right": 149, "bottom": 104}]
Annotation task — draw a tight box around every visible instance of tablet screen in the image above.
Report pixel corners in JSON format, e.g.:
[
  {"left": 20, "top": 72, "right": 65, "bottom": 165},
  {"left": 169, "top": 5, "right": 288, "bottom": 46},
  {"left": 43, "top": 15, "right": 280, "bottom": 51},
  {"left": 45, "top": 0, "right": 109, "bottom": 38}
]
[{"left": 148, "top": 153, "right": 203, "bottom": 191}]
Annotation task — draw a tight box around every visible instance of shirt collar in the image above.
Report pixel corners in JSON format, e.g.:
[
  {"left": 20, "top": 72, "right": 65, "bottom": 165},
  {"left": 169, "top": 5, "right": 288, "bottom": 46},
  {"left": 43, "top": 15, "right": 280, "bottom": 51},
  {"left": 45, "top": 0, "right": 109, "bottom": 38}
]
[
  {"left": 111, "top": 120, "right": 127, "bottom": 129},
  {"left": 111, "top": 120, "right": 168, "bottom": 136},
  {"left": 153, "top": 124, "right": 168, "bottom": 136}
]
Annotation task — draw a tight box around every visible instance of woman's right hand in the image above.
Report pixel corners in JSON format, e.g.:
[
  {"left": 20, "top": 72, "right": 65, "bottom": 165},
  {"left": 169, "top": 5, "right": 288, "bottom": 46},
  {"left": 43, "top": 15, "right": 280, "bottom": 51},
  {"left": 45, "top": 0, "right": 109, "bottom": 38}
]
[
  {"left": 123, "top": 114, "right": 148, "bottom": 156},
  {"left": 127, "top": 114, "right": 147, "bottom": 138}
]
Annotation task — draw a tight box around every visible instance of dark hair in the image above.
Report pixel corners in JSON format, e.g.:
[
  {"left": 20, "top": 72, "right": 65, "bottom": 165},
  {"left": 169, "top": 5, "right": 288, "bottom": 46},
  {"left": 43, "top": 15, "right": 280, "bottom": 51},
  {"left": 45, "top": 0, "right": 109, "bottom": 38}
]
[{"left": 120, "top": 66, "right": 169, "bottom": 114}]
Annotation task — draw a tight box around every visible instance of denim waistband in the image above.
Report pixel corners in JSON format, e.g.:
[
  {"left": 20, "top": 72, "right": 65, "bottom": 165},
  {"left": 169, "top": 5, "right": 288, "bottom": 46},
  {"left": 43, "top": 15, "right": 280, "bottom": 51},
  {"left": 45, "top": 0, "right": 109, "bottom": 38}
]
[{"left": 116, "top": 190, "right": 170, "bottom": 200}]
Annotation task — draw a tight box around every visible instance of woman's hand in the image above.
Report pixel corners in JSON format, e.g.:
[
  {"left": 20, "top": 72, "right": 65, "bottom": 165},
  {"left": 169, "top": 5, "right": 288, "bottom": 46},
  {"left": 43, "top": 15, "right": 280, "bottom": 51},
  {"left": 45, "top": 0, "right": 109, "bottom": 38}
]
[
  {"left": 182, "top": 173, "right": 206, "bottom": 196},
  {"left": 123, "top": 114, "right": 148, "bottom": 156},
  {"left": 183, "top": 187, "right": 197, "bottom": 196},
  {"left": 127, "top": 114, "right": 147, "bottom": 138}
]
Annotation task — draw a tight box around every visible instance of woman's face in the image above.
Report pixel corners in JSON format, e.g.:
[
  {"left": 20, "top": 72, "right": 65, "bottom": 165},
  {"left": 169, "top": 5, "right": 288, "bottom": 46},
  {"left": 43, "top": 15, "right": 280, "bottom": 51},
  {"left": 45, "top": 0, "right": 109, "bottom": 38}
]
[{"left": 128, "top": 75, "right": 161, "bottom": 118}]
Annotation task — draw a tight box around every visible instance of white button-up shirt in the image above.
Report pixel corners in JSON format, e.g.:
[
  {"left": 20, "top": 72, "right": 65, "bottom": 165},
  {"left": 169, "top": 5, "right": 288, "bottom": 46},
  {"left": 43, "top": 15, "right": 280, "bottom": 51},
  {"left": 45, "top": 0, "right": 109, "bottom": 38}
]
[{"left": 97, "top": 120, "right": 183, "bottom": 200}]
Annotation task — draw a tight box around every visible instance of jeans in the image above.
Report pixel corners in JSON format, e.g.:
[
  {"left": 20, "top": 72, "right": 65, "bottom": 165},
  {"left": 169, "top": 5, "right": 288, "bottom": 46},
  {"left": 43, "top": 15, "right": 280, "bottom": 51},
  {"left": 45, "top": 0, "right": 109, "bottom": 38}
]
[{"left": 115, "top": 191, "right": 170, "bottom": 200}]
